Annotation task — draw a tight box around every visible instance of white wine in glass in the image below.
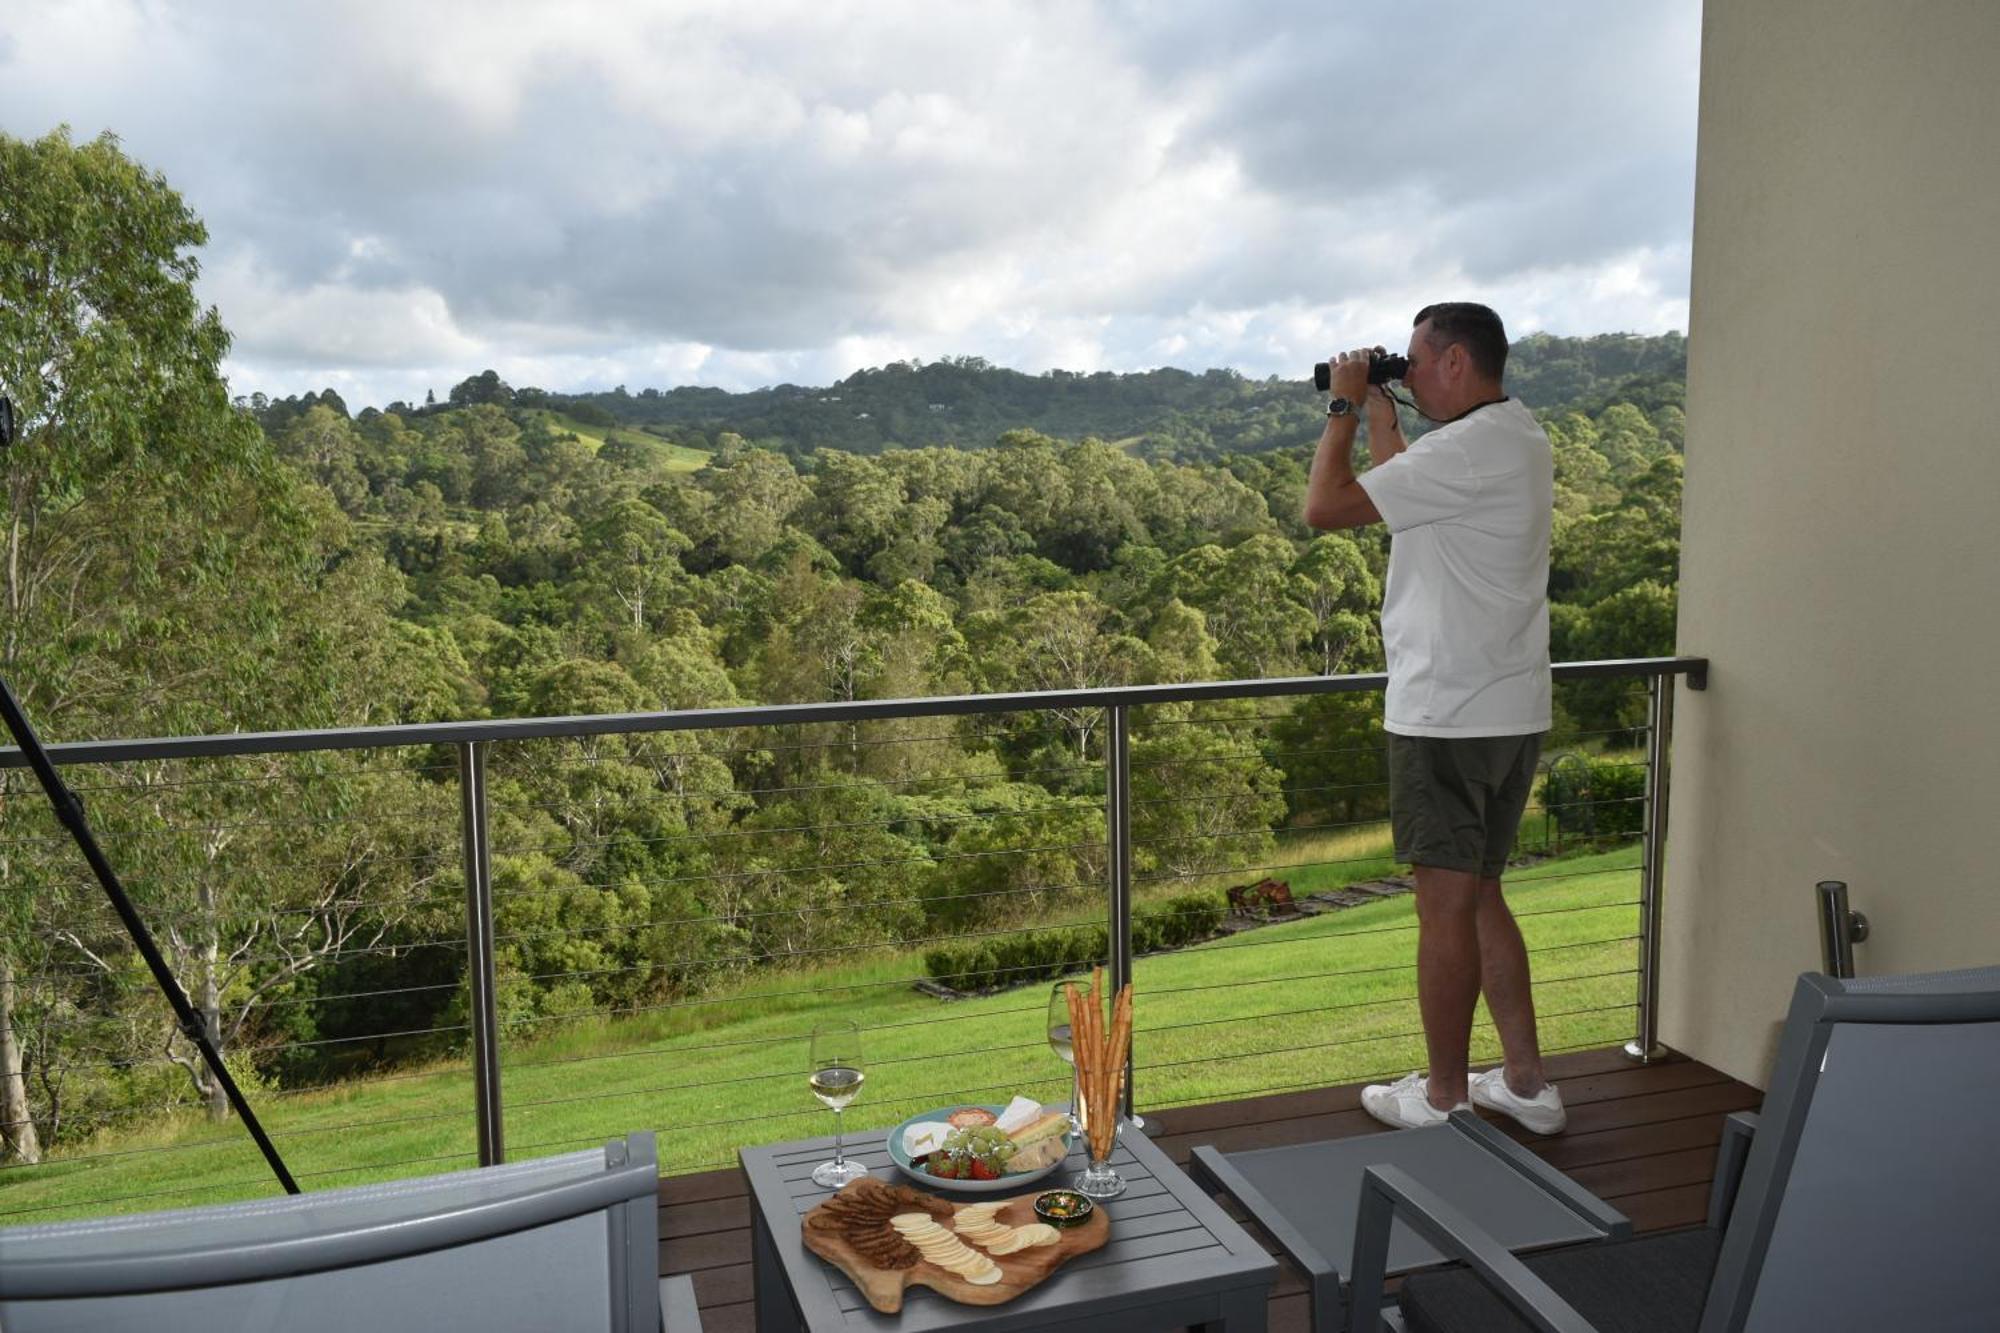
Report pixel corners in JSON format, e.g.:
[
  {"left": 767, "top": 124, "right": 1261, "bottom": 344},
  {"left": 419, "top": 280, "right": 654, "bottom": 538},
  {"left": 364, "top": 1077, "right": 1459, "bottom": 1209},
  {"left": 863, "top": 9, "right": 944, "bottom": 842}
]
[{"left": 809, "top": 1021, "right": 869, "bottom": 1188}]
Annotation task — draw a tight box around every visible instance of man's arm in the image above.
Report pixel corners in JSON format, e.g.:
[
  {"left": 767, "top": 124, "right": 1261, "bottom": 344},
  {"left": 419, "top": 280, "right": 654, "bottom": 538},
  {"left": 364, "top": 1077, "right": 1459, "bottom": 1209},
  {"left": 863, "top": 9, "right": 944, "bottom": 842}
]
[
  {"left": 1302, "top": 348, "right": 1385, "bottom": 531},
  {"left": 1364, "top": 386, "right": 1407, "bottom": 467}
]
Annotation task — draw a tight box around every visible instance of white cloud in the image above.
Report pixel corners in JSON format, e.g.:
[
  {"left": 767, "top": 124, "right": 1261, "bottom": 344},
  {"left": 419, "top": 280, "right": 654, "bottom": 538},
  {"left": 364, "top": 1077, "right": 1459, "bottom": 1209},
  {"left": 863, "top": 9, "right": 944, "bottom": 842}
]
[
  {"left": 2, "top": 0, "right": 1702, "bottom": 409},
  {"left": 203, "top": 252, "right": 485, "bottom": 368}
]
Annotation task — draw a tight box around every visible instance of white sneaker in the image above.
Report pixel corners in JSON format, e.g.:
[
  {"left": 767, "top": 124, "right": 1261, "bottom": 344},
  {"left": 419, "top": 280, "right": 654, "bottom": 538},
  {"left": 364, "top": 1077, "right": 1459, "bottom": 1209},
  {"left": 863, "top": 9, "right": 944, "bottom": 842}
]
[
  {"left": 1360, "top": 1072, "right": 1469, "bottom": 1130},
  {"left": 1469, "top": 1068, "right": 1567, "bottom": 1134}
]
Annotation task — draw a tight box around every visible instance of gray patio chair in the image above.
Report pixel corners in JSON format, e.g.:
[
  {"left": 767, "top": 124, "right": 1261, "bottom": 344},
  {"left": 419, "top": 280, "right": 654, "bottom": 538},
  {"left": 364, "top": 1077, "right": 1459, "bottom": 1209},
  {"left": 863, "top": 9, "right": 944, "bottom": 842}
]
[
  {"left": 0, "top": 1130, "right": 701, "bottom": 1332},
  {"left": 1350, "top": 965, "right": 2000, "bottom": 1332}
]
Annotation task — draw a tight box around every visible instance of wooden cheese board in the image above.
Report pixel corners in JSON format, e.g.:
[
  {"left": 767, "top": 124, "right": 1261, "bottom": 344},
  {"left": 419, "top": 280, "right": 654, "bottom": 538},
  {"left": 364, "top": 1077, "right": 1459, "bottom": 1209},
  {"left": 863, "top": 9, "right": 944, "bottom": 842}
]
[{"left": 801, "top": 1177, "right": 1110, "bottom": 1313}]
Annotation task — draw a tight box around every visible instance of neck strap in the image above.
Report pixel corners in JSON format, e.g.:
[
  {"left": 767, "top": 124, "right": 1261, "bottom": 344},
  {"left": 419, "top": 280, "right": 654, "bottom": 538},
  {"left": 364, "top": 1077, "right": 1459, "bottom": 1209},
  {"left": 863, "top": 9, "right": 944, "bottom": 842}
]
[{"left": 1437, "top": 395, "right": 1509, "bottom": 425}]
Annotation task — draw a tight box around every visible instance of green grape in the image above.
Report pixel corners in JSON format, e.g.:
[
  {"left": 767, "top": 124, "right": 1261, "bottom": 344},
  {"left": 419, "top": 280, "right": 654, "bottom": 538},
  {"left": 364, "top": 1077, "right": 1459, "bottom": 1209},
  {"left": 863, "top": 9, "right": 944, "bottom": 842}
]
[{"left": 941, "top": 1120, "right": 1025, "bottom": 1169}]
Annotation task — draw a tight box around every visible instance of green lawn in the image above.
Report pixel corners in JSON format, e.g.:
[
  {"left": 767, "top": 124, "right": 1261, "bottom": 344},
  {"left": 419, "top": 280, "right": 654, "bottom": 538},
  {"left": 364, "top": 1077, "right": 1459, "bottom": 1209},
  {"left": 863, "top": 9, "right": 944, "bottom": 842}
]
[
  {"left": 0, "top": 846, "right": 1641, "bottom": 1223},
  {"left": 543, "top": 411, "right": 711, "bottom": 472}
]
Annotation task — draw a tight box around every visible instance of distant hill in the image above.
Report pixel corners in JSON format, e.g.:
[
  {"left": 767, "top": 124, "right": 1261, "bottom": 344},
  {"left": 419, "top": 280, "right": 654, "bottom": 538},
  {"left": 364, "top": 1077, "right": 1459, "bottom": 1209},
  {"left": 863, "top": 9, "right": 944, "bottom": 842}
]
[
  {"left": 544, "top": 331, "right": 1686, "bottom": 462},
  {"left": 244, "top": 331, "right": 1684, "bottom": 465}
]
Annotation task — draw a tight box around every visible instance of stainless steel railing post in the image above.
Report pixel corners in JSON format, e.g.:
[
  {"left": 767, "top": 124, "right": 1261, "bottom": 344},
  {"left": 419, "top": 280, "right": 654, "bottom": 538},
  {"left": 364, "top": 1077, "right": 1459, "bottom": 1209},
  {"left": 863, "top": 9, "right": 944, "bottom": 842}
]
[
  {"left": 1105, "top": 704, "right": 1142, "bottom": 1126},
  {"left": 1625, "top": 674, "right": 1673, "bottom": 1063},
  {"left": 458, "top": 741, "right": 505, "bottom": 1164}
]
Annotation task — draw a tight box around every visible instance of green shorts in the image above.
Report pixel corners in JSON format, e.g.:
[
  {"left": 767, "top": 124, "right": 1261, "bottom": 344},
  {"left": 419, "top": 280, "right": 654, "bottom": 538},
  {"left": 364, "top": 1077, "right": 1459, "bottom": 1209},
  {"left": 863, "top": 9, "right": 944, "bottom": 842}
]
[{"left": 1388, "top": 732, "right": 1545, "bottom": 878}]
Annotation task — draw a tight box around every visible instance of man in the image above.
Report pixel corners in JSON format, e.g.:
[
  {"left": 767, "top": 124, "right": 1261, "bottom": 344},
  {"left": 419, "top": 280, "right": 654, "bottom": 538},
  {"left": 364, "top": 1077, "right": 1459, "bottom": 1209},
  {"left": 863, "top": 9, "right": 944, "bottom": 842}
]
[{"left": 1302, "top": 302, "right": 1565, "bottom": 1134}]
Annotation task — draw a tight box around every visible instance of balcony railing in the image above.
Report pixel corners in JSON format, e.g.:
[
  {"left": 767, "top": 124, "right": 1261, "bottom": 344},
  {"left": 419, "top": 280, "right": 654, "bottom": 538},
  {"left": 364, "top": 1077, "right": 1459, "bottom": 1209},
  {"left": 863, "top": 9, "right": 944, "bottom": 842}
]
[{"left": 0, "top": 656, "right": 1703, "bottom": 1222}]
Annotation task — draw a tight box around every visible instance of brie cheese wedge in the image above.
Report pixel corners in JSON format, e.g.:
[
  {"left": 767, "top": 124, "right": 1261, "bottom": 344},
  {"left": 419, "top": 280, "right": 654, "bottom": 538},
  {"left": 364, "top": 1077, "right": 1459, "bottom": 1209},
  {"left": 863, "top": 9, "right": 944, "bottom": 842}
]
[
  {"left": 992, "top": 1095, "right": 1043, "bottom": 1135},
  {"left": 902, "top": 1120, "right": 954, "bottom": 1157}
]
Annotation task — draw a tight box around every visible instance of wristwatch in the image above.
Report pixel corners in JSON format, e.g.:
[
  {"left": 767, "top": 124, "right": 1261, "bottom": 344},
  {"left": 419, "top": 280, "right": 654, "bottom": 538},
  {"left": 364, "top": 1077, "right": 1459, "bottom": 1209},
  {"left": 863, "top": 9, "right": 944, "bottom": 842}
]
[{"left": 1327, "top": 396, "right": 1359, "bottom": 418}]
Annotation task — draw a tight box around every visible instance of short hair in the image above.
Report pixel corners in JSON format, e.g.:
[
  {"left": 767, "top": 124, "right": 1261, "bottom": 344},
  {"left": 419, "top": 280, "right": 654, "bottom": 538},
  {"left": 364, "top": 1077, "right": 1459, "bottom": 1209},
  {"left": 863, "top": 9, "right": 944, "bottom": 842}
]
[{"left": 1413, "top": 302, "right": 1508, "bottom": 380}]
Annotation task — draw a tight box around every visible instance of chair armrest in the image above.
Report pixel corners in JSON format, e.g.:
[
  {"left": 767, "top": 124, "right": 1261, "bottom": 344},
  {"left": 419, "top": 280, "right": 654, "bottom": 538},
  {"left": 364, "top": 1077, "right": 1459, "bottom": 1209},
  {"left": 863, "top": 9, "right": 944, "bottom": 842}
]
[
  {"left": 660, "top": 1272, "right": 703, "bottom": 1332},
  {"left": 1348, "top": 1164, "right": 1599, "bottom": 1333},
  {"left": 1706, "top": 1111, "right": 1759, "bottom": 1231}
]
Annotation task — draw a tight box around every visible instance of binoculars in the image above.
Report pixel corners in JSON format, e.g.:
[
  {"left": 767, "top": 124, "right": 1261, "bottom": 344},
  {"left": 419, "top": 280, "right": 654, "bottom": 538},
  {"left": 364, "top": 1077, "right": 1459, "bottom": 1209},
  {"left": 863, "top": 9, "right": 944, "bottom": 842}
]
[{"left": 1312, "top": 352, "right": 1409, "bottom": 392}]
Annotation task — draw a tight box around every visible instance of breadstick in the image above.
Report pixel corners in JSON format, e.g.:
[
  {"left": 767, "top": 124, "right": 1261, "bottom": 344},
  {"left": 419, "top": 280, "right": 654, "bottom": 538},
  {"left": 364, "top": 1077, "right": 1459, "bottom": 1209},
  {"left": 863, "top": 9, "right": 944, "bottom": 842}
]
[
  {"left": 1065, "top": 980, "right": 1094, "bottom": 1134},
  {"left": 1089, "top": 972, "right": 1110, "bottom": 1154},
  {"left": 1107, "top": 984, "right": 1132, "bottom": 1129},
  {"left": 1088, "top": 964, "right": 1104, "bottom": 1152},
  {"left": 1088, "top": 981, "right": 1111, "bottom": 1159},
  {"left": 1088, "top": 972, "right": 1104, "bottom": 1144},
  {"left": 1116, "top": 985, "right": 1132, "bottom": 1066},
  {"left": 1113, "top": 986, "right": 1130, "bottom": 1150}
]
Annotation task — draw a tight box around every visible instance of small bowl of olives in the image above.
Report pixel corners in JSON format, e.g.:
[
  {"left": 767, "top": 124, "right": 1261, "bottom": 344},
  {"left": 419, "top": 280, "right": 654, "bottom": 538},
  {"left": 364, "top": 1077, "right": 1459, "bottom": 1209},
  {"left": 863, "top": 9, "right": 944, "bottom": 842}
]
[{"left": 1033, "top": 1189, "right": 1095, "bottom": 1228}]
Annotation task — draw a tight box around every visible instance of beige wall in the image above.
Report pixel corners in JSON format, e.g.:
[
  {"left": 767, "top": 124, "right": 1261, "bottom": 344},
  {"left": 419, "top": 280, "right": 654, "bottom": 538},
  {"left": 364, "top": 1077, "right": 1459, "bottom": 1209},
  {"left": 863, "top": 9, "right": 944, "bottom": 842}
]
[{"left": 1666, "top": 0, "right": 2000, "bottom": 1086}]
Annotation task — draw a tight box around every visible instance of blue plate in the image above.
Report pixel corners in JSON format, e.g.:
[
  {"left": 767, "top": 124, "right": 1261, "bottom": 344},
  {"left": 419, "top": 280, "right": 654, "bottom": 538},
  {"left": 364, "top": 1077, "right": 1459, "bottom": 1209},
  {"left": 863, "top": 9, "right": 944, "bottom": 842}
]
[{"left": 884, "top": 1104, "right": 1073, "bottom": 1193}]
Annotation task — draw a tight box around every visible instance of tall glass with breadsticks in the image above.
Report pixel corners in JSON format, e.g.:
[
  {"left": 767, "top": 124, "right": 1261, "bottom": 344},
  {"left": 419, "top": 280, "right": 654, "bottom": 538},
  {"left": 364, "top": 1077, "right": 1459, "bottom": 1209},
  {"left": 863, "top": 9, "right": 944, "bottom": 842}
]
[{"left": 1062, "top": 968, "right": 1132, "bottom": 1199}]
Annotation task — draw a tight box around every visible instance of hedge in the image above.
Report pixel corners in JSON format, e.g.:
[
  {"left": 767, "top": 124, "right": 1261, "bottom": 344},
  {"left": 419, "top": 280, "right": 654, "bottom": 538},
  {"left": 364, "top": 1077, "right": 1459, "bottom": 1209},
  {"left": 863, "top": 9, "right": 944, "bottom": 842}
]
[
  {"left": 923, "top": 891, "right": 1226, "bottom": 993},
  {"left": 1542, "top": 754, "right": 1646, "bottom": 840}
]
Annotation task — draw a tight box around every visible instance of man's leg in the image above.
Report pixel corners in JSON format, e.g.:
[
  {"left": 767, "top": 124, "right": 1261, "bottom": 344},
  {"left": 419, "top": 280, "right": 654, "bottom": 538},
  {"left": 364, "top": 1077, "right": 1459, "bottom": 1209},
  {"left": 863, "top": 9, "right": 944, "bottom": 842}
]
[
  {"left": 1413, "top": 864, "right": 1484, "bottom": 1107},
  {"left": 1365, "top": 733, "right": 1491, "bottom": 1128},
  {"left": 1475, "top": 878, "right": 1548, "bottom": 1096},
  {"left": 1462, "top": 733, "right": 1567, "bottom": 1132}
]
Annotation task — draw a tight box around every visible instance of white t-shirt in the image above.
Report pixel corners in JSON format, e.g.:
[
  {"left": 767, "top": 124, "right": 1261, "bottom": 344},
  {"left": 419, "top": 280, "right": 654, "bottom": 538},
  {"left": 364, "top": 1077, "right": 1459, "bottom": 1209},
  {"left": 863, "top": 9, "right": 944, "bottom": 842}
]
[{"left": 1355, "top": 397, "right": 1552, "bottom": 737}]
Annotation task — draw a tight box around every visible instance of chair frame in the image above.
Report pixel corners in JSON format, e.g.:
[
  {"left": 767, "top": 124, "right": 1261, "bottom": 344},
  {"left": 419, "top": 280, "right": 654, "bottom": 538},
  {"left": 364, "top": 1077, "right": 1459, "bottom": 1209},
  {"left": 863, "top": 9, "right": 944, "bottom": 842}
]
[
  {"left": 0, "top": 1131, "right": 687, "bottom": 1332},
  {"left": 1347, "top": 967, "right": 2000, "bottom": 1332}
]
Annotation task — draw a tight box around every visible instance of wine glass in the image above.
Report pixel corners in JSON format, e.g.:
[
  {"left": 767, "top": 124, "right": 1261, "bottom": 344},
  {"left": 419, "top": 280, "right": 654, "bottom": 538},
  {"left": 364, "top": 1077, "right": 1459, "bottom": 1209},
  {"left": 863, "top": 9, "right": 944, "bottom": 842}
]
[
  {"left": 808, "top": 1020, "right": 869, "bottom": 1189},
  {"left": 1047, "top": 981, "right": 1085, "bottom": 1136}
]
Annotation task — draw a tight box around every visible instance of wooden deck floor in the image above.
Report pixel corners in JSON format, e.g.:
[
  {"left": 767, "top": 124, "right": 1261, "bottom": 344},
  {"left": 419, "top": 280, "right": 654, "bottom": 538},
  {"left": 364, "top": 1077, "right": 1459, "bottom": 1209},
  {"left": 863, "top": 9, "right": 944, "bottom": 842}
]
[{"left": 657, "top": 1046, "right": 1762, "bottom": 1332}]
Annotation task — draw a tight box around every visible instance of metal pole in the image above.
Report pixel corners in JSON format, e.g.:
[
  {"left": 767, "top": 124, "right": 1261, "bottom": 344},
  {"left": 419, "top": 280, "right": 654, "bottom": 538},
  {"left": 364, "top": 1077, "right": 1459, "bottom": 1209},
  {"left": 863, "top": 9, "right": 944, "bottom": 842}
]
[
  {"left": 1105, "top": 705, "right": 1144, "bottom": 1129},
  {"left": 0, "top": 675, "right": 299, "bottom": 1193},
  {"left": 459, "top": 741, "right": 504, "bottom": 1164},
  {"left": 1625, "top": 675, "right": 1673, "bottom": 1062},
  {"left": 1816, "top": 881, "right": 1868, "bottom": 979}
]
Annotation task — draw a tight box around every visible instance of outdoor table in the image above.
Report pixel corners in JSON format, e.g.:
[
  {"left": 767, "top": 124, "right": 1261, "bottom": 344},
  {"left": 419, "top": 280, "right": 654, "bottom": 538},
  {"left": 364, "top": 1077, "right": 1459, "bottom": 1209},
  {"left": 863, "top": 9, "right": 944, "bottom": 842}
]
[{"left": 740, "top": 1119, "right": 1278, "bottom": 1333}]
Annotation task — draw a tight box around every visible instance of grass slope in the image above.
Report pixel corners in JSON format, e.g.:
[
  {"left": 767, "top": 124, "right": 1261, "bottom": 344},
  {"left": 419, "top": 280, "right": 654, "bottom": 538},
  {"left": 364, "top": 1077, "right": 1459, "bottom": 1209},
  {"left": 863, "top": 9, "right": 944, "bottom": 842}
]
[
  {"left": 542, "top": 411, "right": 711, "bottom": 472},
  {"left": 0, "top": 846, "right": 1640, "bottom": 1223}
]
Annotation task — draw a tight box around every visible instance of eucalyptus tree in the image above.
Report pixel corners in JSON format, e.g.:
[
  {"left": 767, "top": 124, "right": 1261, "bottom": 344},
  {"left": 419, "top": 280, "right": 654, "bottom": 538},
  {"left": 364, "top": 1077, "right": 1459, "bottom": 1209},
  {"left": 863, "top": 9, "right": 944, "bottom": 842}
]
[
  {"left": 0, "top": 127, "right": 284, "bottom": 717},
  {"left": 801, "top": 449, "right": 909, "bottom": 576},
  {"left": 1290, "top": 536, "right": 1382, "bottom": 676},
  {"left": 1155, "top": 536, "right": 1317, "bottom": 680},
  {"left": 1129, "top": 705, "right": 1288, "bottom": 883},
  {"left": 964, "top": 590, "right": 1152, "bottom": 789},
  {"left": 674, "top": 438, "right": 811, "bottom": 570},
  {"left": 0, "top": 130, "right": 463, "bottom": 1134},
  {"left": 573, "top": 497, "right": 693, "bottom": 632},
  {"left": 1, "top": 127, "right": 282, "bottom": 1152},
  {"left": 275, "top": 406, "right": 372, "bottom": 516}
]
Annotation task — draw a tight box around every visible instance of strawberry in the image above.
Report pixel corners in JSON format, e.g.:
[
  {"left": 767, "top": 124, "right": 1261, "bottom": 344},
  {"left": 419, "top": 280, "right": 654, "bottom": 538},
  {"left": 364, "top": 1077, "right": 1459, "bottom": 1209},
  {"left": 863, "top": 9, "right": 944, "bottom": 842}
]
[
  {"left": 967, "top": 1158, "right": 999, "bottom": 1181},
  {"left": 925, "top": 1152, "right": 959, "bottom": 1178}
]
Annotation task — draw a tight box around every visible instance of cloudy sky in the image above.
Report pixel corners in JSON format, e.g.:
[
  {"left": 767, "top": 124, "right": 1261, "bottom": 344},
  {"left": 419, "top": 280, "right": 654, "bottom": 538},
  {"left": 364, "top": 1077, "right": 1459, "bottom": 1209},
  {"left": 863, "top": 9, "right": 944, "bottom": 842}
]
[{"left": 4, "top": 1, "right": 1701, "bottom": 410}]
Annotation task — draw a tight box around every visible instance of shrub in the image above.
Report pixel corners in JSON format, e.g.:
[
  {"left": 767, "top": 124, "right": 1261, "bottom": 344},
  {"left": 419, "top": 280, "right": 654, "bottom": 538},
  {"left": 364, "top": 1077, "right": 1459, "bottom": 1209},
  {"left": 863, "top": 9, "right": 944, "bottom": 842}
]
[
  {"left": 1542, "top": 754, "right": 1646, "bottom": 841},
  {"left": 1157, "top": 891, "right": 1225, "bottom": 944},
  {"left": 922, "top": 892, "right": 1226, "bottom": 992}
]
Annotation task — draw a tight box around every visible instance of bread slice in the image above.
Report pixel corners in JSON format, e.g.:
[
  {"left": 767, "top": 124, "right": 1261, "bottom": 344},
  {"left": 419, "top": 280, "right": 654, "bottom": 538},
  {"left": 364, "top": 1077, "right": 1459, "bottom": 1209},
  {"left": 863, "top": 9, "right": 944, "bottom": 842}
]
[{"left": 1002, "top": 1112, "right": 1070, "bottom": 1174}]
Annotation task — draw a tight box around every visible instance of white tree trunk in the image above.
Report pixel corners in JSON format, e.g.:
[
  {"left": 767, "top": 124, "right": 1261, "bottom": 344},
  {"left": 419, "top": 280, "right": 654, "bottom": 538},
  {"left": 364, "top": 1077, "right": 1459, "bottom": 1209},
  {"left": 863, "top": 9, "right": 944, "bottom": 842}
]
[
  {"left": 0, "top": 955, "right": 43, "bottom": 1163},
  {"left": 198, "top": 878, "right": 229, "bottom": 1122}
]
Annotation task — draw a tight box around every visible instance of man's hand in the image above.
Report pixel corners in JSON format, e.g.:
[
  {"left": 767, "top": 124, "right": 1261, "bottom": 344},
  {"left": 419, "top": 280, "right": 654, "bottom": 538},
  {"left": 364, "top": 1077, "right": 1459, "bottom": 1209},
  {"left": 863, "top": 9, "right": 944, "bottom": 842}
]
[
  {"left": 1303, "top": 348, "right": 1387, "bottom": 531},
  {"left": 1330, "top": 346, "right": 1378, "bottom": 401}
]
